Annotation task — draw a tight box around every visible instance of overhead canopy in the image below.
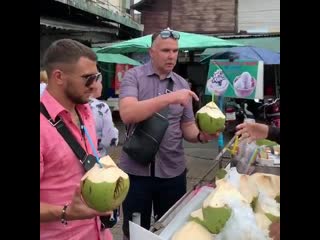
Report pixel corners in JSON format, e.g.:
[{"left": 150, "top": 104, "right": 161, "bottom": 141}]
[
  {"left": 92, "top": 48, "right": 141, "bottom": 66},
  {"left": 97, "top": 31, "right": 243, "bottom": 54},
  {"left": 202, "top": 36, "right": 280, "bottom": 56}
]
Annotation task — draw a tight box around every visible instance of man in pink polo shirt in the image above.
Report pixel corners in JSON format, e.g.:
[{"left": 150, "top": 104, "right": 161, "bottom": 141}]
[{"left": 40, "top": 39, "right": 113, "bottom": 240}]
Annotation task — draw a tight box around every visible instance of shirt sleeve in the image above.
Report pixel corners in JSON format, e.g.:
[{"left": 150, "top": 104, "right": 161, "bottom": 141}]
[
  {"left": 100, "top": 103, "right": 119, "bottom": 148},
  {"left": 182, "top": 102, "right": 195, "bottom": 123},
  {"left": 119, "top": 68, "right": 139, "bottom": 99}
]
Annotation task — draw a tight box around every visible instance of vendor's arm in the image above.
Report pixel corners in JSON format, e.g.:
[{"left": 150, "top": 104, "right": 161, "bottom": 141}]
[{"left": 267, "top": 126, "right": 280, "bottom": 144}]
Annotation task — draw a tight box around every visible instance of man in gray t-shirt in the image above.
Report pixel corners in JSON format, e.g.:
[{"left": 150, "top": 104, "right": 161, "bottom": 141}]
[{"left": 119, "top": 28, "right": 218, "bottom": 239}]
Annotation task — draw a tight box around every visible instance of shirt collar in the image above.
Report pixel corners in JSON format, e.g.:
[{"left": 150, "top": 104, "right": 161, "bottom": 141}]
[
  {"left": 41, "top": 89, "right": 91, "bottom": 120},
  {"left": 146, "top": 61, "right": 175, "bottom": 80}
]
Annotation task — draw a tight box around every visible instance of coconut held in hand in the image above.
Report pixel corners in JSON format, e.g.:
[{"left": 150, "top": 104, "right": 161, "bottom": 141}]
[
  {"left": 196, "top": 101, "right": 226, "bottom": 134},
  {"left": 81, "top": 155, "right": 130, "bottom": 212}
]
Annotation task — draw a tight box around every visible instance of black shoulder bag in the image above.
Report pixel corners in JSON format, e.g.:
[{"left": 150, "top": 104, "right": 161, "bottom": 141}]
[
  {"left": 123, "top": 78, "right": 173, "bottom": 166},
  {"left": 40, "top": 102, "right": 118, "bottom": 229}
]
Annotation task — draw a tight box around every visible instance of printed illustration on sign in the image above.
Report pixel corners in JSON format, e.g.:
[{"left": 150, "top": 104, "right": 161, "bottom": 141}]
[
  {"left": 205, "top": 60, "right": 264, "bottom": 100},
  {"left": 206, "top": 69, "right": 230, "bottom": 96},
  {"left": 233, "top": 72, "right": 257, "bottom": 97}
]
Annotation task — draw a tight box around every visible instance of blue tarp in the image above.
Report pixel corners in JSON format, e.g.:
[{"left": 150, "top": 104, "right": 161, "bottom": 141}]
[{"left": 201, "top": 46, "right": 280, "bottom": 65}]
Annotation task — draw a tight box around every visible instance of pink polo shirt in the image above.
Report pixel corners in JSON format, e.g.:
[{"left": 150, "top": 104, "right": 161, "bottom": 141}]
[{"left": 40, "top": 90, "right": 113, "bottom": 240}]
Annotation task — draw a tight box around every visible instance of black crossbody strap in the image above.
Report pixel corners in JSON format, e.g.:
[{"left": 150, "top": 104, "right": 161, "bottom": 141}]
[
  {"left": 125, "top": 78, "right": 174, "bottom": 138},
  {"left": 160, "top": 78, "right": 174, "bottom": 118},
  {"left": 40, "top": 102, "right": 88, "bottom": 165}
]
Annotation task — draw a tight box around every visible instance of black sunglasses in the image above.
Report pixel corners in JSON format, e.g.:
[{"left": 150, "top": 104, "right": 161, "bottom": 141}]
[{"left": 81, "top": 72, "right": 102, "bottom": 87}]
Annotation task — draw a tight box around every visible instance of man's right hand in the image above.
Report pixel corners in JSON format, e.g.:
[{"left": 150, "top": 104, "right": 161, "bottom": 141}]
[
  {"left": 169, "top": 89, "right": 199, "bottom": 107},
  {"left": 66, "top": 186, "right": 112, "bottom": 221}
]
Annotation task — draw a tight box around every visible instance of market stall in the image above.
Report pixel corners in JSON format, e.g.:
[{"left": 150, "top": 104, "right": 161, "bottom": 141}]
[{"left": 129, "top": 136, "right": 280, "bottom": 240}]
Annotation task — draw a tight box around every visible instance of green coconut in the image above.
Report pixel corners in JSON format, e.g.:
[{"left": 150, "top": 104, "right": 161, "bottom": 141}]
[
  {"left": 196, "top": 101, "right": 226, "bottom": 134},
  {"left": 215, "top": 168, "right": 227, "bottom": 180},
  {"left": 189, "top": 208, "right": 206, "bottom": 228},
  {"left": 81, "top": 156, "right": 130, "bottom": 212},
  {"left": 202, "top": 180, "right": 247, "bottom": 234}
]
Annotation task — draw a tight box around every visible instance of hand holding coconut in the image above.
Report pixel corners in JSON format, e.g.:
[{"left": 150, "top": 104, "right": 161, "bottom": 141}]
[
  {"left": 198, "top": 131, "right": 221, "bottom": 143},
  {"left": 66, "top": 186, "right": 113, "bottom": 221},
  {"left": 80, "top": 156, "right": 130, "bottom": 213},
  {"left": 196, "top": 101, "right": 226, "bottom": 137}
]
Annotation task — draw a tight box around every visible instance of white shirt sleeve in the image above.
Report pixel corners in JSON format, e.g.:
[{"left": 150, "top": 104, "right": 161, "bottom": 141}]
[
  {"left": 100, "top": 102, "right": 119, "bottom": 148},
  {"left": 89, "top": 99, "right": 119, "bottom": 154}
]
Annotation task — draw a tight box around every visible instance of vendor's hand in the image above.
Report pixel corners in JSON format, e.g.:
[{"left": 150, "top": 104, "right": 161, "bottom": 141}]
[
  {"left": 235, "top": 122, "right": 269, "bottom": 143},
  {"left": 170, "top": 89, "right": 199, "bottom": 107},
  {"left": 66, "top": 186, "right": 112, "bottom": 221},
  {"left": 199, "top": 131, "right": 220, "bottom": 143},
  {"left": 269, "top": 221, "right": 280, "bottom": 240}
]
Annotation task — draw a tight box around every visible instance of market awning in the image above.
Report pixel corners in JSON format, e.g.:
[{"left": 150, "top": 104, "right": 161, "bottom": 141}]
[
  {"left": 92, "top": 48, "right": 141, "bottom": 66},
  {"left": 202, "top": 36, "right": 280, "bottom": 56},
  {"left": 97, "top": 31, "right": 243, "bottom": 54}
]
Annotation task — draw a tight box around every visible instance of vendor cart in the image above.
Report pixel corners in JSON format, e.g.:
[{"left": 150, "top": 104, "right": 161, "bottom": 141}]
[{"left": 129, "top": 135, "right": 280, "bottom": 240}]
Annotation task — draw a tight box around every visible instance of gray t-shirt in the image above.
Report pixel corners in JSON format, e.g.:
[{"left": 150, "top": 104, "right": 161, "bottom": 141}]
[{"left": 119, "top": 61, "right": 195, "bottom": 178}]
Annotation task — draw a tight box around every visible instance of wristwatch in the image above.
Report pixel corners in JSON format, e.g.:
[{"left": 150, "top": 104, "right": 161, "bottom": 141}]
[{"left": 197, "top": 132, "right": 204, "bottom": 143}]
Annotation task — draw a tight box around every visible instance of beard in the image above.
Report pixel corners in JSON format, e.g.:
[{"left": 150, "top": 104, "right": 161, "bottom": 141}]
[{"left": 65, "top": 83, "right": 90, "bottom": 105}]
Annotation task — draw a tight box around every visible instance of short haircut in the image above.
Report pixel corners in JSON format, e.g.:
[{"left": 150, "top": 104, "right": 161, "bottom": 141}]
[
  {"left": 151, "top": 31, "right": 161, "bottom": 44},
  {"left": 43, "top": 39, "right": 97, "bottom": 76}
]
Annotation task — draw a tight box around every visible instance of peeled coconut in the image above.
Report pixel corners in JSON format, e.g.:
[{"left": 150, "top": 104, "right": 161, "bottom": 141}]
[
  {"left": 196, "top": 101, "right": 225, "bottom": 134},
  {"left": 255, "top": 212, "right": 272, "bottom": 236},
  {"left": 202, "top": 179, "right": 248, "bottom": 233},
  {"left": 171, "top": 221, "right": 213, "bottom": 240},
  {"left": 215, "top": 198, "right": 267, "bottom": 240},
  {"left": 81, "top": 155, "right": 130, "bottom": 212},
  {"left": 215, "top": 168, "right": 227, "bottom": 180},
  {"left": 222, "top": 167, "right": 258, "bottom": 207},
  {"left": 250, "top": 173, "right": 280, "bottom": 199},
  {"left": 189, "top": 208, "right": 206, "bottom": 227},
  {"left": 254, "top": 193, "right": 280, "bottom": 223},
  {"left": 239, "top": 175, "right": 259, "bottom": 206}
]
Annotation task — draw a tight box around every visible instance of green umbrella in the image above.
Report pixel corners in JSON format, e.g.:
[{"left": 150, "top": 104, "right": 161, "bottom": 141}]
[
  {"left": 96, "top": 31, "right": 243, "bottom": 54},
  {"left": 92, "top": 48, "right": 141, "bottom": 66}
]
